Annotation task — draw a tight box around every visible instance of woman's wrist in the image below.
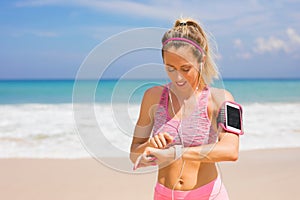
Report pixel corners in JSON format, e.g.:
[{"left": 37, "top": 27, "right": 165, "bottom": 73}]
[{"left": 172, "top": 145, "right": 183, "bottom": 160}]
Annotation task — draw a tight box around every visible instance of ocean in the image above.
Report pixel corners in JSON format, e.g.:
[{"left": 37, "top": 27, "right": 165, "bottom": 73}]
[{"left": 1, "top": 79, "right": 300, "bottom": 158}]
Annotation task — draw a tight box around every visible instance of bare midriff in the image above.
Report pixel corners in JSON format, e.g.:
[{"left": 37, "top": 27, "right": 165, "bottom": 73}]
[{"left": 157, "top": 159, "right": 218, "bottom": 190}]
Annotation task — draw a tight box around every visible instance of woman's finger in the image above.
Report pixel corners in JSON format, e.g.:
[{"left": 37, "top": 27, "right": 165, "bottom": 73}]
[
  {"left": 149, "top": 138, "right": 158, "bottom": 148},
  {"left": 154, "top": 135, "right": 163, "bottom": 148},
  {"left": 158, "top": 133, "right": 167, "bottom": 147},
  {"left": 163, "top": 132, "right": 173, "bottom": 144}
]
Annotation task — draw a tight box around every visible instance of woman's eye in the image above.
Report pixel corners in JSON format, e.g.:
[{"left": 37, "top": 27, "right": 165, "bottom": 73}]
[
  {"left": 167, "top": 66, "right": 175, "bottom": 72},
  {"left": 182, "top": 68, "right": 190, "bottom": 72}
]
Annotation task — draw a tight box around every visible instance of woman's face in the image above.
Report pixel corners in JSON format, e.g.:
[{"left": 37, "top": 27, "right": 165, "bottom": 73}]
[{"left": 163, "top": 46, "right": 200, "bottom": 92}]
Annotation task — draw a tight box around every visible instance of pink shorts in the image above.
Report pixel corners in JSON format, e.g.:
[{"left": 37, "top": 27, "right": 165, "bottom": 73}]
[{"left": 154, "top": 176, "right": 229, "bottom": 200}]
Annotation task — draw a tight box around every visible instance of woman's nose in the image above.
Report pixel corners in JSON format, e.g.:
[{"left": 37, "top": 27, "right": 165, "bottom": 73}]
[{"left": 175, "top": 71, "right": 184, "bottom": 81}]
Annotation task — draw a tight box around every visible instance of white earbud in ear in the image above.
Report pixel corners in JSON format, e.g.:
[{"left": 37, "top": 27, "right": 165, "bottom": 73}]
[{"left": 200, "top": 62, "right": 203, "bottom": 72}]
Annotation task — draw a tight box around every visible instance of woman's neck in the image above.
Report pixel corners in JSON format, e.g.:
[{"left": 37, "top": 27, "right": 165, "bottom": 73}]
[
  {"left": 169, "top": 83, "right": 205, "bottom": 119},
  {"left": 170, "top": 82, "right": 204, "bottom": 103}
]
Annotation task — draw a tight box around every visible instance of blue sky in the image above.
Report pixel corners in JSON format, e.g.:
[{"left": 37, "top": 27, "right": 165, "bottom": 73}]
[{"left": 0, "top": 0, "right": 300, "bottom": 79}]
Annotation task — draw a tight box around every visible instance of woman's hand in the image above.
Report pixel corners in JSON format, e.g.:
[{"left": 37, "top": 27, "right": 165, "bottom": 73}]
[
  {"left": 133, "top": 146, "right": 176, "bottom": 170},
  {"left": 133, "top": 152, "right": 157, "bottom": 170},
  {"left": 133, "top": 132, "right": 174, "bottom": 170},
  {"left": 148, "top": 132, "right": 173, "bottom": 149},
  {"left": 145, "top": 146, "right": 175, "bottom": 167}
]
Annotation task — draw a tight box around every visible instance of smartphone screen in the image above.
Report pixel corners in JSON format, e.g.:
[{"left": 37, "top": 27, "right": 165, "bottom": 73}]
[{"left": 226, "top": 105, "right": 241, "bottom": 130}]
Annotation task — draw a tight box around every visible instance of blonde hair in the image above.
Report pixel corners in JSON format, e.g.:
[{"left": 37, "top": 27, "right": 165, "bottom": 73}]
[{"left": 162, "top": 18, "right": 219, "bottom": 85}]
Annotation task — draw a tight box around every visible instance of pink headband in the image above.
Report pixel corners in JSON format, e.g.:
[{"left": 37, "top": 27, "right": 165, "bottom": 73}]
[{"left": 162, "top": 37, "right": 205, "bottom": 55}]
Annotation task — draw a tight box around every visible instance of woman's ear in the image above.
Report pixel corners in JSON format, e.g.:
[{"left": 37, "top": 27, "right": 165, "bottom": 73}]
[{"left": 201, "top": 54, "right": 206, "bottom": 64}]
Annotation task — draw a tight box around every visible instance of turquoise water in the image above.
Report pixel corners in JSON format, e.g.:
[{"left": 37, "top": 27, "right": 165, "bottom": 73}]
[
  {"left": 1, "top": 79, "right": 300, "bottom": 158},
  {"left": 1, "top": 79, "right": 300, "bottom": 104},
  {"left": 219, "top": 79, "right": 300, "bottom": 103}
]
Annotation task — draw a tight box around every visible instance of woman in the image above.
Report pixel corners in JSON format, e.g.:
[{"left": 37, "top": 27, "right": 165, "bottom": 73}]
[{"left": 130, "top": 18, "right": 239, "bottom": 200}]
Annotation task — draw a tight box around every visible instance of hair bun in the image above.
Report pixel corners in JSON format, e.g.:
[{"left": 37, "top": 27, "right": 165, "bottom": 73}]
[{"left": 179, "top": 21, "right": 187, "bottom": 26}]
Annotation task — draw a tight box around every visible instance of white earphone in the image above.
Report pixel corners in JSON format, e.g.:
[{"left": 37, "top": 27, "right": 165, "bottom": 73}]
[{"left": 200, "top": 62, "right": 204, "bottom": 72}]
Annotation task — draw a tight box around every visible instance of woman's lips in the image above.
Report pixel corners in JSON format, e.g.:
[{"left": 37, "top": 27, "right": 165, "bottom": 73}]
[{"left": 176, "top": 81, "right": 187, "bottom": 87}]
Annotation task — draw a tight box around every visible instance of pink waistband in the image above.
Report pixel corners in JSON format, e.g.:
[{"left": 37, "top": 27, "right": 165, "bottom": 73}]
[{"left": 154, "top": 176, "right": 228, "bottom": 200}]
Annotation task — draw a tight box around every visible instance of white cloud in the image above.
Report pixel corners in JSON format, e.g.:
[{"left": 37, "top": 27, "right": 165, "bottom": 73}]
[
  {"left": 30, "top": 30, "right": 59, "bottom": 37},
  {"left": 14, "top": 0, "right": 267, "bottom": 22},
  {"left": 253, "top": 28, "right": 300, "bottom": 54},
  {"left": 233, "top": 28, "right": 300, "bottom": 59},
  {"left": 253, "top": 36, "right": 287, "bottom": 54},
  {"left": 15, "top": 0, "right": 62, "bottom": 7},
  {"left": 236, "top": 52, "right": 252, "bottom": 59},
  {"left": 12, "top": 29, "right": 59, "bottom": 38},
  {"left": 287, "top": 28, "right": 300, "bottom": 44},
  {"left": 15, "top": 0, "right": 177, "bottom": 20},
  {"left": 285, "top": 0, "right": 300, "bottom": 2},
  {"left": 234, "top": 39, "right": 243, "bottom": 48},
  {"left": 233, "top": 38, "right": 252, "bottom": 59},
  {"left": 14, "top": 1, "right": 300, "bottom": 59},
  {"left": 86, "top": 25, "right": 133, "bottom": 40}
]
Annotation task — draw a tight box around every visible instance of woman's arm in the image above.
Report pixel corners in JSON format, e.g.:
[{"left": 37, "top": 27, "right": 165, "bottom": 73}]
[
  {"left": 146, "top": 89, "right": 240, "bottom": 164},
  {"left": 130, "top": 86, "right": 173, "bottom": 164},
  {"left": 145, "top": 130, "right": 239, "bottom": 164},
  {"left": 180, "top": 88, "right": 239, "bottom": 162},
  {"left": 129, "top": 88, "right": 155, "bottom": 164},
  {"left": 181, "top": 131, "right": 239, "bottom": 162}
]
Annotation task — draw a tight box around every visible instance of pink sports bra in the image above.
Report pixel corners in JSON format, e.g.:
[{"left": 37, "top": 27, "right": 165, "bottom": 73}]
[{"left": 152, "top": 84, "right": 218, "bottom": 147}]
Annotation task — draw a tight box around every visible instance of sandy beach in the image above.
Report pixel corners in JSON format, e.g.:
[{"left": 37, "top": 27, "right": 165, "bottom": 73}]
[{"left": 0, "top": 148, "right": 299, "bottom": 200}]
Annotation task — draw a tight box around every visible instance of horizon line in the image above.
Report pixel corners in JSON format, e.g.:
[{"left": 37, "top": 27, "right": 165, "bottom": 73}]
[{"left": 1, "top": 77, "right": 300, "bottom": 81}]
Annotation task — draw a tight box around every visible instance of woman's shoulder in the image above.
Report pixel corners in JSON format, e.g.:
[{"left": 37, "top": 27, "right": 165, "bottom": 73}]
[
  {"left": 209, "top": 87, "right": 233, "bottom": 99},
  {"left": 209, "top": 87, "right": 234, "bottom": 108},
  {"left": 142, "top": 85, "right": 166, "bottom": 105}
]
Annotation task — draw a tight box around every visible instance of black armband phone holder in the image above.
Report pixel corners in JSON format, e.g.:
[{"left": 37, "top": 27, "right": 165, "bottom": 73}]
[{"left": 217, "top": 101, "right": 244, "bottom": 135}]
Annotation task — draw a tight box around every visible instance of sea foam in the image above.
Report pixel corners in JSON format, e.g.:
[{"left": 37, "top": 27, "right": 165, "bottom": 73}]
[{"left": 0, "top": 102, "right": 300, "bottom": 158}]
